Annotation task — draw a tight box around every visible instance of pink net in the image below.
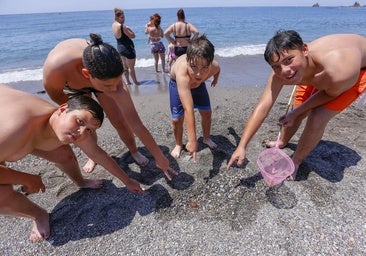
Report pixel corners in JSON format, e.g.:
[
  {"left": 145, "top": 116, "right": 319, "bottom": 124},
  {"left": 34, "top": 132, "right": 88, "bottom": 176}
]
[
  {"left": 257, "top": 146, "right": 295, "bottom": 187},
  {"left": 257, "top": 86, "right": 297, "bottom": 187}
]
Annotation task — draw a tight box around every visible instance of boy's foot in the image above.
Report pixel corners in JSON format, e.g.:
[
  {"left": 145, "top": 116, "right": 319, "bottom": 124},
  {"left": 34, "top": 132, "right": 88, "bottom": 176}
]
[
  {"left": 262, "top": 139, "right": 287, "bottom": 149},
  {"left": 29, "top": 211, "right": 50, "bottom": 242},
  {"left": 170, "top": 145, "right": 183, "bottom": 158},
  {"left": 203, "top": 138, "right": 217, "bottom": 149},
  {"left": 131, "top": 151, "right": 149, "bottom": 166},
  {"left": 82, "top": 159, "right": 97, "bottom": 173}
]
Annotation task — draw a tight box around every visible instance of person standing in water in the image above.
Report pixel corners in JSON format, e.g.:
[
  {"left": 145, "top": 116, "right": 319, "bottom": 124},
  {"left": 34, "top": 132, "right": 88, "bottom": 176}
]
[
  {"left": 145, "top": 13, "right": 168, "bottom": 73},
  {"left": 112, "top": 7, "right": 139, "bottom": 86},
  {"left": 164, "top": 8, "right": 199, "bottom": 58}
]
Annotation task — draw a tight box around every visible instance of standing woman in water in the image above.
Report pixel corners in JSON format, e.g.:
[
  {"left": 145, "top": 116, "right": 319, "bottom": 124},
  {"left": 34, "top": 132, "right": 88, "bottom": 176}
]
[
  {"left": 145, "top": 13, "right": 167, "bottom": 73},
  {"left": 164, "top": 8, "right": 199, "bottom": 58},
  {"left": 112, "top": 7, "right": 139, "bottom": 86}
]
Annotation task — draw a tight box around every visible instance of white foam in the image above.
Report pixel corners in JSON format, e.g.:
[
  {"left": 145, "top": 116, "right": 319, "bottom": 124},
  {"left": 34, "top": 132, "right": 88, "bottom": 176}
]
[
  {"left": 135, "top": 58, "right": 155, "bottom": 68},
  {"left": 0, "top": 44, "right": 266, "bottom": 84},
  {"left": 215, "top": 44, "right": 266, "bottom": 57},
  {"left": 0, "top": 68, "right": 43, "bottom": 83}
]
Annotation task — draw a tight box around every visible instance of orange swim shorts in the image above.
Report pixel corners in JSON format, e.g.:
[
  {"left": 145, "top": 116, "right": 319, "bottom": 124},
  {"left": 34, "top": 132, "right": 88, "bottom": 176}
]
[{"left": 294, "top": 69, "right": 366, "bottom": 111}]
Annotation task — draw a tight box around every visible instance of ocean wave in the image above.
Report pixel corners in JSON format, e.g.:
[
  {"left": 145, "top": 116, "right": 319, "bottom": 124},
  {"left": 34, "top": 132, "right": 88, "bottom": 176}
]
[
  {"left": 0, "top": 68, "right": 43, "bottom": 84},
  {"left": 135, "top": 58, "right": 156, "bottom": 68},
  {"left": 215, "top": 44, "right": 266, "bottom": 57},
  {"left": 0, "top": 44, "right": 265, "bottom": 83},
  {"left": 135, "top": 44, "right": 266, "bottom": 67}
]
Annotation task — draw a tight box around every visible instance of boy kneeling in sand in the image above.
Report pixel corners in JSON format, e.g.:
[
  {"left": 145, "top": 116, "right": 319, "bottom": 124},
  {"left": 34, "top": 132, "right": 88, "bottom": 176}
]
[
  {"left": 0, "top": 84, "right": 143, "bottom": 242},
  {"left": 169, "top": 34, "right": 220, "bottom": 160}
]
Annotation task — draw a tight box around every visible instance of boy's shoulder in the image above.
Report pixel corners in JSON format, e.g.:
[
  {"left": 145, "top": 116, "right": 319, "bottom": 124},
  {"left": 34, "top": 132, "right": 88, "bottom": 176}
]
[{"left": 171, "top": 57, "right": 188, "bottom": 72}]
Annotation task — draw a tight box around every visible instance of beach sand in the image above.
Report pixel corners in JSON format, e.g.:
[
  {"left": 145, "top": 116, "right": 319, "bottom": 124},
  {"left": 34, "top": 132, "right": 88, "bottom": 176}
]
[{"left": 1, "top": 59, "right": 366, "bottom": 255}]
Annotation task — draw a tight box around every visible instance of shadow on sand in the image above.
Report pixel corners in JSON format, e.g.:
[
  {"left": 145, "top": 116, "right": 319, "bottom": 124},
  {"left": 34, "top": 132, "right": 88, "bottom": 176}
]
[
  {"left": 49, "top": 138, "right": 361, "bottom": 245},
  {"left": 239, "top": 139, "right": 361, "bottom": 186},
  {"left": 237, "top": 140, "right": 361, "bottom": 209},
  {"left": 115, "top": 145, "right": 195, "bottom": 190},
  {"left": 49, "top": 181, "right": 172, "bottom": 246},
  {"left": 295, "top": 140, "right": 361, "bottom": 182}
]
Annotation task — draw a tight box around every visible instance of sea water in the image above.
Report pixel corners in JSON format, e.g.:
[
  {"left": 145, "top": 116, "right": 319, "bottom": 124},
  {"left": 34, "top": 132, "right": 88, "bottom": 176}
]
[{"left": 0, "top": 6, "right": 366, "bottom": 84}]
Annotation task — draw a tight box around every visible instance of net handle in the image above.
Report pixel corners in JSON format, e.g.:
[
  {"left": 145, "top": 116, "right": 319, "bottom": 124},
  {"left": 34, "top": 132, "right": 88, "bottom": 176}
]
[{"left": 275, "top": 86, "right": 297, "bottom": 148}]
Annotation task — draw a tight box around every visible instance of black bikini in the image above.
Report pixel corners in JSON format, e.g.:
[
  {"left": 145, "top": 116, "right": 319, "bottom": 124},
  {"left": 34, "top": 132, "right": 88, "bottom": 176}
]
[
  {"left": 173, "top": 22, "right": 190, "bottom": 57},
  {"left": 173, "top": 22, "right": 191, "bottom": 39}
]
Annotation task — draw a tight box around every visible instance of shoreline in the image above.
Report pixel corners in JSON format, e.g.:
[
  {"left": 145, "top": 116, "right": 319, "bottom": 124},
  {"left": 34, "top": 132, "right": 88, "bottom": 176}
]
[{"left": 7, "top": 54, "right": 272, "bottom": 99}]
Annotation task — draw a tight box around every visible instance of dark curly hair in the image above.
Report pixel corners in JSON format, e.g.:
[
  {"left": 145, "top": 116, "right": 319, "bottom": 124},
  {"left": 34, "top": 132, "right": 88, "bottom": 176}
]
[
  {"left": 264, "top": 30, "right": 304, "bottom": 64},
  {"left": 66, "top": 95, "right": 104, "bottom": 127},
  {"left": 186, "top": 34, "right": 215, "bottom": 64},
  {"left": 82, "top": 33, "right": 124, "bottom": 80}
]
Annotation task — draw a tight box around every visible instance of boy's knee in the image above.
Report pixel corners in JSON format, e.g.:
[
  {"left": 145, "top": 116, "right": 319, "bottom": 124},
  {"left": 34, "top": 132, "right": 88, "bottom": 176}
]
[
  {"left": 172, "top": 117, "right": 183, "bottom": 125},
  {"left": 0, "top": 185, "right": 16, "bottom": 209},
  {"left": 307, "top": 108, "right": 332, "bottom": 129},
  {"left": 109, "top": 117, "right": 127, "bottom": 130}
]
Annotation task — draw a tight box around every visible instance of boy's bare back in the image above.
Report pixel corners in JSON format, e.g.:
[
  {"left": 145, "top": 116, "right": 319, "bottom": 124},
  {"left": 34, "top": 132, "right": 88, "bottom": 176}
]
[
  {"left": 0, "top": 84, "right": 57, "bottom": 162},
  {"left": 43, "top": 38, "right": 90, "bottom": 102}
]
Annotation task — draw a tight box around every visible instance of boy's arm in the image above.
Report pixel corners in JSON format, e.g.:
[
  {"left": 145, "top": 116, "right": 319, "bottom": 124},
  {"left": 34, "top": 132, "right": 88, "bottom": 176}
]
[
  {"left": 283, "top": 46, "right": 364, "bottom": 125},
  {"left": 279, "top": 67, "right": 358, "bottom": 128},
  {"left": 210, "top": 61, "right": 220, "bottom": 87},
  {"left": 227, "top": 72, "right": 283, "bottom": 169},
  {"left": 0, "top": 164, "right": 45, "bottom": 194},
  {"left": 279, "top": 90, "right": 334, "bottom": 127},
  {"left": 75, "top": 140, "right": 144, "bottom": 194},
  {"left": 177, "top": 75, "right": 198, "bottom": 159},
  {"left": 99, "top": 85, "right": 177, "bottom": 180}
]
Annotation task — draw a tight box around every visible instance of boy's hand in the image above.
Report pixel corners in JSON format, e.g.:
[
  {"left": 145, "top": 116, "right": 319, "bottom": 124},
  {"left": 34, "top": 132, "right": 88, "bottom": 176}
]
[
  {"left": 22, "top": 174, "right": 46, "bottom": 195},
  {"left": 125, "top": 179, "right": 144, "bottom": 194},
  {"left": 186, "top": 141, "right": 198, "bottom": 162},
  {"left": 278, "top": 109, "right": 297, "bottom": 127},
  {"left": 210, "top": 80, "right": 218, "bottom": 87},
  {"left": 227, "top": 147, "right": 246, "bottom": 170},
  {"left": 162, "top": 167, "right": 178, "bottom": 181},
  {"left": 155, "top": 155, "right": 178, "bottom": 180}
]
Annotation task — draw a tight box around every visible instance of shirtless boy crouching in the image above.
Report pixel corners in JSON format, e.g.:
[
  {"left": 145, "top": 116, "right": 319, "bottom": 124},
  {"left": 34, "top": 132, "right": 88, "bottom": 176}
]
[
  {"left": 227, "top": 30, "right": 366, "bottom": 180},
  {"left": 0, "top": 84, "right": 143, "bottom": 242}
]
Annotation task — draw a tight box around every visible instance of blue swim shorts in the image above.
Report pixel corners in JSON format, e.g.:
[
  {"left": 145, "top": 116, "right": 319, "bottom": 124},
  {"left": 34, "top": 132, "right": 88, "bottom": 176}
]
[{"left": 169, "top": 78, "right": 211, "bottom": 118}]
